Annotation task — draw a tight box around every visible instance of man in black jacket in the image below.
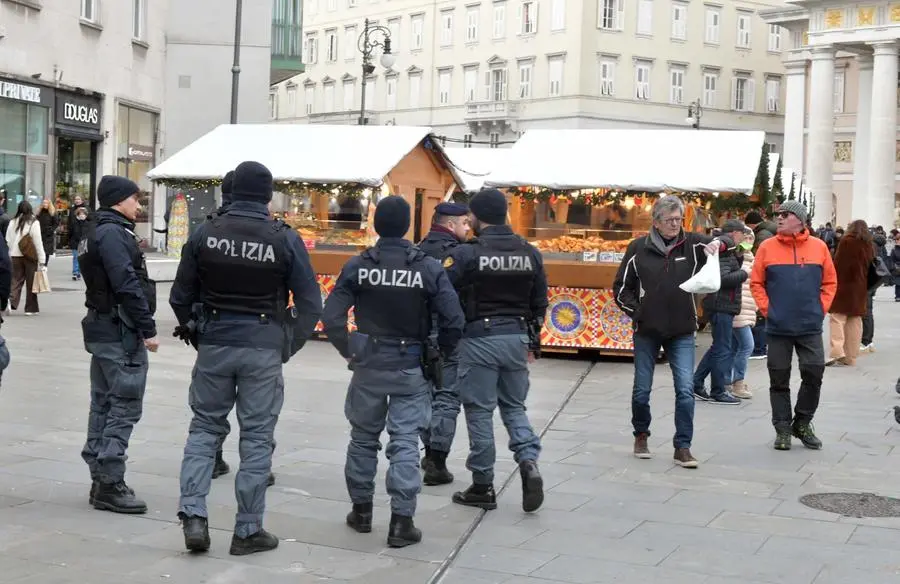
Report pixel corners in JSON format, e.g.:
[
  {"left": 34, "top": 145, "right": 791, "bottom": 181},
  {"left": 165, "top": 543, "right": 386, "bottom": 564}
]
[
  {"left": 614, "top": 195, "right": 718, "bottom": 469},
  {"left": 693, "top": 219, "right": 748, "bottom": 405}
]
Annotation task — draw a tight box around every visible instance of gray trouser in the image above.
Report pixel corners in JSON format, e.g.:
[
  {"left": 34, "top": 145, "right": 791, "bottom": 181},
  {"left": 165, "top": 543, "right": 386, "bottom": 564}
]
[
  {"left": 345, "top": 366, "right": 430, "bottom": 517},
  {"left": 81, "top": 340, "right": 148, "bottom": 483},
  {"left": 420, "top": 349, "right": 461, "bottom": 453},
  {"left": 179, "top": 345, "right": 284, "bottom": 538},
  {"left": 457, "top": 334, "right": 541, "bottom": 485}
]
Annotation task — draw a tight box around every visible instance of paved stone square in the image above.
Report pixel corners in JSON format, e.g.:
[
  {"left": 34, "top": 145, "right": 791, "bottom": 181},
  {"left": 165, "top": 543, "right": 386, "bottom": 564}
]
[{"left": 0, "top": 259, "right": 898, "bottom": 583}]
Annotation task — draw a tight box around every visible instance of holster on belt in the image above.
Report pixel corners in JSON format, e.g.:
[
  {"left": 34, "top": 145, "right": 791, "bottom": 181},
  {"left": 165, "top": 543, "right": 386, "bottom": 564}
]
[
  {"left": 115, "top": 305, "right": 141, "bottom": 364},
  {"left": 421, "top": 338, "right": 444, "bottom": 389},
  {"left": 527, "top": 318, "right": 542, "bottom": 360}
]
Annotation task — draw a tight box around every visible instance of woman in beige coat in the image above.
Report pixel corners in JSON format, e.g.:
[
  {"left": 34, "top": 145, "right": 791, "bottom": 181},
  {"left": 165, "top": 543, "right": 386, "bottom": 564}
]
[
  {"left": 730, "top": 229, "right": 757, "bottom": 399},
  {"left": 6, "top": 200, "right": 46, "bottom": 315}
]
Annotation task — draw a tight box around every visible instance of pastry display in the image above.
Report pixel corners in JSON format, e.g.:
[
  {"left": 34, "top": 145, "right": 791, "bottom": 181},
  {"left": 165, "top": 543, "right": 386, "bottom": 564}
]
[{"left": 531, "top": 235, "right": 635, "bottom": 254}]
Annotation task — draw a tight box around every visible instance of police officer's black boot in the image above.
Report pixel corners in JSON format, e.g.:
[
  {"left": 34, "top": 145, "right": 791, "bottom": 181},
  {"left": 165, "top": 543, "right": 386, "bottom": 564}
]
[
  {"left": 519, "top": 460, "right": 544, "bottom": 513},
  {"left": 179, "top": 513, "right": 210, "bottom": 552},
  {"left": 346, "top": 502, "right": 373, "bottom": 533},
  {"left": 88, "top": 478, "right": 98, "bottom": 505},
  {"left": 423, "top": 450, "right": 454, "bottom": 486},
  {"left": 387, "top": 513, "right": 422, "bottom": 548},
  {"left": 420, "top": 446, "right": 434, "bottom": 472},
  {"left": 229, "top": 529, "right": 279, "bottom": 556},
  {"left": 92, "top": 480, "right": 147, "bottom": 514},
  {"left": 212, "top": 450, "right": 230, "bottom": 479},
  {"left": 452, "top": 483, "right": 498, "bottom": 510}
]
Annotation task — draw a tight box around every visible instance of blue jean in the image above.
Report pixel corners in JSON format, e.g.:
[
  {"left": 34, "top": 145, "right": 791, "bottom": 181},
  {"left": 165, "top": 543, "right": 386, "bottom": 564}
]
[
  {"left": 72, "top": 253, "right": 81, "bottom": 277},
  {"left": 730, "top": 326, "right": 754, "bottom": 384},
  {"left": 632, "top": 333, "right": 695, "bottom": 449},
  {"left": 693, "top": 312, "right": 735, "bottom": 396}
]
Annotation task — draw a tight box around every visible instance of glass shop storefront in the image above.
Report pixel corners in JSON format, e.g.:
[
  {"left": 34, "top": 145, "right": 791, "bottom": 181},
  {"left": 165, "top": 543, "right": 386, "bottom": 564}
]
[{"left": 0, "top": 77, "right": 52, "bottom": 215}]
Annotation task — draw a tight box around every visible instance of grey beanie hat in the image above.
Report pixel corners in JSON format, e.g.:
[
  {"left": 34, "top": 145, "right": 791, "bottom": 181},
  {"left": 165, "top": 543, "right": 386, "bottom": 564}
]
[{"left": 779, "top": 200, "right": 808, "bottom": 224}]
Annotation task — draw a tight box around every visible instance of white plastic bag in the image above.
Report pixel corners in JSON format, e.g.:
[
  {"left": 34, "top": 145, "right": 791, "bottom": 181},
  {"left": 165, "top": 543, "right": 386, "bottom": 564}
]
[{"left": 679, "top": 248, "right": 721, "bottom": 294}]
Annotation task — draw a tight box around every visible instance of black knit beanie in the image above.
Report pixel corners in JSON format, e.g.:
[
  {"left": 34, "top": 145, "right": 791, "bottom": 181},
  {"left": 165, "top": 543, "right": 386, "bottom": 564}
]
[
  {"left": 374, "top": 196, "right": 411, "bottom": 238},
  {"left": 231, "top": 161, "right": 273, "bottom": 204},
  {"left": 97, "top": 175, "right": 140, "bottom": 208},
  {"left": 469, "top": 188, "right": 508, "bottom": 225},
  {"left": 221, "top": 170, "right": 235, "bottom": 206}
]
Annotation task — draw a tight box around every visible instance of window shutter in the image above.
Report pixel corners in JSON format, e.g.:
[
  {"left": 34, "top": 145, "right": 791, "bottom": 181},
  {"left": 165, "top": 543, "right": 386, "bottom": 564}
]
[
  {"left": 501, "top": 68, "right": 509, "bottom": 100},
  {"left": 534, "top": 1, "right": 540, "bottom": 32},
  {"left": 484, "top": 70, "right": 492, "bottom": 100},
  {"left": 516, "top": 2, "right": 523, "bottom": 33},
  {"left": 616, "top": 0, "right": 625, "bottom": 31},
  {"left": 731, "top": 77, "right": 738, "bottom": 110},
  {"left": 746, "top": 79, "right": 756, "bottom": 112}
]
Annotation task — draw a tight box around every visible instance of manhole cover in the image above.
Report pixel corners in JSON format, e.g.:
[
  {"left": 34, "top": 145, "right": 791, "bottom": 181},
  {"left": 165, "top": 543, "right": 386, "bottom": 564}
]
[{"left": 799, "top": 492, "right": 900, "bottom": 518}]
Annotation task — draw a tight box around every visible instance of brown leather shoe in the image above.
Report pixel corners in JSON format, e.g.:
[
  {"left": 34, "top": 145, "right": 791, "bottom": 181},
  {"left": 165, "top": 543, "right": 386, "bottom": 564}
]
[
  {"left": 674, "top": 448, "right": 698, "bottom": 469},
  {"left": 633, "top": 433, "right": 651, "bottom": 459}
]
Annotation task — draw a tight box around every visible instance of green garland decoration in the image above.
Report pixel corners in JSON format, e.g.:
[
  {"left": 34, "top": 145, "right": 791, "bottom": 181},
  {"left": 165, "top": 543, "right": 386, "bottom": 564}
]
[
  {"left": 156, "top": 178, "right": 221, "bottom": 191},
  {"left": 155, "top": 178, "right": 374, "bottom": 200}
]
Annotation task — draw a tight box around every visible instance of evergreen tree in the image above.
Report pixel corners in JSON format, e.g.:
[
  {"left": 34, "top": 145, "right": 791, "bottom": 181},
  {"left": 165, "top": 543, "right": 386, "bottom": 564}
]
[
  {"left": 752, "top": 143, "right": 771, "bottom": 207},
  {"left": 772, "top": 156, "right": 784, "bottom": 198},
  {"left": 787, "top": 173, "right": 796, "bottom": 200}
]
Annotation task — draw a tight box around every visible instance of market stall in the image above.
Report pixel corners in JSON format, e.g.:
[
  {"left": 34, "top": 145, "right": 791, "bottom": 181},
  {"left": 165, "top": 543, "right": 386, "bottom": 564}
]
[
  {"left": 146, "top": 123, "right": 465, "bottom": 331},
  {"left": 443, "top": 147, "right": 510, "bottom": 193},
  {"left": 484, "top": 128, "right": 766, "bottom": 354}
]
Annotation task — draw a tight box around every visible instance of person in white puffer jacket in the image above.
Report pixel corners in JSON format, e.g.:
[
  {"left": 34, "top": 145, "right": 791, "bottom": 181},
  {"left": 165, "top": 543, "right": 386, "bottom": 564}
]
[{"left": 730, "top": 228, "right": 757, "bottom": 399}]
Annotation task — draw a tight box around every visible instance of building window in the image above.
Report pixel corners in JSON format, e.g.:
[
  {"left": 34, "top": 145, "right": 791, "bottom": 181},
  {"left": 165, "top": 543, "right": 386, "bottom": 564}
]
[
  {"left": 767, "top": 142, "right": 778, "bottom": 154},
  {"left": 736, "top": 13, "right": 751, "bottom": 48},
  {"left": 765, "top": 77, "right": 781, "bottom": 113},
  {"left": 272, "top": 0, "right": 302, "bottom": 60},
  {"left": 286, "top": 85, "right": 297, "bottom": 109},
  {"left": 705, "top": 7, "right": 720, "bottom": 44},
  {"left": 409, "top": 74, "right": 421, "bottom": 108},
  {"left": 488, "top": 68, "right": 509, "bottom": 101},
  {"left": 548, "top": 57, "right": 564, "bottom": 97},
  {"left": 463, "top": 134, "right": 473, "bottom": 148},
  {"left": 732, "top": 76, "right": 754, "bottom": 111},
  {"left": 386, "top": 77, "right": 397, "bottom": 110},
  {"left": 671, "top": 3, "right": 687, "bottom": 40},
  {"left": 343, "top": 81, "right": 355, "bottom": 110},
  {"left": 519, "top": 1, "right": 537, "bottom": 34},
  {"left": 0, "top": 99, "right": 50, "bottom": 214},
  {"left": 551, "top": 0, "right": 565, "bottom": 31},
  {"left": 327, "top": 0, "right": 336, "bottom": 10},
  {"left": 412, "top": 14, "right": 424, "bottom": 49},
  {"left": 703, "top": 72, "right": 718, "bottom": 107},
  {"left": 323, "top": 83, "right": 335, "bottom": 112},
  {"left": 768, "top": 24, "right": 782, "bottom": 52},
  {"left": 115, "top": 104, "right": 157, "bottom": 224},
  {"left": 304, "top": 34, "right": 318, "bottom": 64},
  {"left": 344, "top": 26, "right": 357, "bottom": 60},
  {"left": 669, "top": 66, "right": 684, "bottom": 104},
  {"left": 441, "top": 10, "right": 454, "bottom": 46},
  {"left": 518, "top": 62, "right": 533, "bottom": 98},
  {"left": 466, "top": 7, "right": 479, "bottom": 42},
  {"left": 637, "top": 0, "right": 652, "bottom": 35},
  {"left": 493, "top": 2, "right": 506, "bottom": 38},
  {"left": 598, "top": 0, "right": 624, "bottom": 31},
  {"left": 599, "top": 59, "right": 615, "bottom": 96},
  {"left": 438, "top": 70, "right": 452, "bottom": 104},
  {"left": 464, "top": 67, "right": 479, "bottom": 101},
  {"left": 833, "top": 70, "right": 845, "bottom": 113},
  {"left": 132, "top": 0, "right": 146, "bottom": 40},
  {"left": 388, "top": 19, "right": 400, "bottom": 51},
  {"left": 305, "top": 86, "right": 315, "bottom": 114},
  {"left": 325, "top": 29, "right": 338, "bottom": 62},
  {"left": 81, "top": 0, "right": 98, "bottom": 22},
  {"left": 635, "top": 61, "right": 650, "bottom": 100}
]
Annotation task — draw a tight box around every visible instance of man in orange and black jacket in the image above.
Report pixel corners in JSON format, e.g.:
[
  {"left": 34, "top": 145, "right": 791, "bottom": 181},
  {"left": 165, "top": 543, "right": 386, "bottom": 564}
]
[{"left": 750, "top": 200, "right": 837, "bottom": 452}]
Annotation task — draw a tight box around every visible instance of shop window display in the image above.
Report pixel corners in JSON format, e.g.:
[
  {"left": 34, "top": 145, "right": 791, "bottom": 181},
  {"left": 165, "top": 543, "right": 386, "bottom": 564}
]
[
  {"left": 0, "top": 100, "right": 49, "bottom": 214},
  {"left": 116, "top": 104, "right": 157, "bottom": 225}
]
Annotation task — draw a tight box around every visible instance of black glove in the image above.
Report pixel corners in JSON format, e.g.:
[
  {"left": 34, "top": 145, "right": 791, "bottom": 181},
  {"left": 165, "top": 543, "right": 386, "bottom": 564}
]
[{"left": 173, "top": 322, "right": 198, "bottom": 350}]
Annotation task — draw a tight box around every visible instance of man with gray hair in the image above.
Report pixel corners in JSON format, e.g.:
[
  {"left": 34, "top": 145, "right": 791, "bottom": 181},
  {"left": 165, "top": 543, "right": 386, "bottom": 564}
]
[{"left": 614, "top": 195, "right": 719, "bottom": 468}]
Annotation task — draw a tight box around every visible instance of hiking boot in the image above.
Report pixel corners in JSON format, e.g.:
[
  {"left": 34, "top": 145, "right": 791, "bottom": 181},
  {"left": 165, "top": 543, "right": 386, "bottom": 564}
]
[
  {"left": 92, "top": 481, "right": 147, "bottom": 514},
  {"left": 387, "top": 513, "right": 422, "bottom": 548},
  {"left": 694, "top": 387, "right": 711, "bottom": 401},
  {"left": 792, "top": 422, "right": 822, "bottom": 450},
  {"left": 346, "top": 502, "right": 373, "bottom": 533},
  {"left": 180, "top": 514, "right": 210, "bottom": 552},
  {"left": 633, "top": 433, "right": 651, "bottom": 459},
  {"left": 267, "top": 472, "right": 275, "bottom": 487},
  {"left": 773, "top": 430, "right": 792, "bottom": 450},
  {"left": 519, "top": 460, "right": 544, "bottom": 513},
  {"left": 711, "top": 391, "right": 741, "bottom": 405},
  {"left": 212, "top": 450, "right": 230, "bottom": 479},
  {"left": 673, "top": 448, "right": 698, "bottom": 469},
  {"left": 731, "top": 380, "right": 753, "bottom": 399},
  {"left": 452, "top": 483, "right": 498, "bottom": 510},
  {"left": 423, "top": 450, "right": 454, "bottom": 486},
  {"left": 229, "top": 529, "right": 279, "bottom": 556}
]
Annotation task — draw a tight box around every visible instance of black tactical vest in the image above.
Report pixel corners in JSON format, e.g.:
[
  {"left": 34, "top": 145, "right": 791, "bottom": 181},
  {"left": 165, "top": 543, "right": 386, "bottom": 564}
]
[
  {"left": 354, "top": 246, "right": 430, "bottom": 340},
  {"left": 418, "top": 232, "right": 459, "bottom": 262},
  {"left": 465, "top": 237, "right": 535, "bottom": 321},
  {"left": 79, "top": 214, "right": 157, "bottom": 315},
  {"left": 197, "top": 214, "right": 289, "bottom": 317}
]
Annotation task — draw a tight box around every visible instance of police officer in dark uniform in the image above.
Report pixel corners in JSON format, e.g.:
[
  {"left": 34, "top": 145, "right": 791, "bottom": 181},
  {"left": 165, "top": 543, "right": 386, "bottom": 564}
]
[
  {"left": 417, "top": 202, "right": 469, "bottom": 486},
  {"left": 170, "top": 161, "right": 322, "bottom": 555},
  {"left": 321, "top": 195, "right": 464, "bottom": 548},
  {"left": 78, "top": 175, "right": 159, "bottom": 514},
  {"left": 443, "top": 188, "right": 548, "bottom": 513}
]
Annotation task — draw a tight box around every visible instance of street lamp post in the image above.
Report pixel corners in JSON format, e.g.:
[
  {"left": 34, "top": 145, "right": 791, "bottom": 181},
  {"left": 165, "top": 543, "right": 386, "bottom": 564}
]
[
  {"left": 357, "top": 18, "right": 395, "bottom": 125},
  {"left": 685, "top": 99, "right": 702, "bottom": 129},
  {"left": 229, "top": 0, "right": 243, "bottom": 124}
]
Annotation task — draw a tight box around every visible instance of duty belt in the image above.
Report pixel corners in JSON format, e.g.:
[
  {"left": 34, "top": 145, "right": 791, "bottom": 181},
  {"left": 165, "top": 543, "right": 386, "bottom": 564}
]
[{"left": 206, "top": 308, "right": 277, "bottom": 324}]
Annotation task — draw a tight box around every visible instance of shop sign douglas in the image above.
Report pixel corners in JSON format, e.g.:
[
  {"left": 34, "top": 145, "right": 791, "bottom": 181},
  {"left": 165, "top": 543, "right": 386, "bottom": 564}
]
[{"left": 55, "top": 93, "right": 102, "bottom": 131}]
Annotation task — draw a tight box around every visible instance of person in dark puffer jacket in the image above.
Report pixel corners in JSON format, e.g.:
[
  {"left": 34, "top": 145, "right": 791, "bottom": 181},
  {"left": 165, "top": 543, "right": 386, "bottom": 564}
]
[{"left": 693, "top": 219, "right": 748, "bottom": 405}]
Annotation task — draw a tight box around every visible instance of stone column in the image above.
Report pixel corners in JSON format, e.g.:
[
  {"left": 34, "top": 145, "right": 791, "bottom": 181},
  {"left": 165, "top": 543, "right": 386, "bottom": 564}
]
[
  {"left": 866, "top": 41, "right": 899, "bottom": 227},
  {"left": 805, "top": 46, "right": 835, "bottom": 225},
  {"left": 851, "top": 53, "right": 873, "bottom": 221},
  {"left": 782, "top": 60, "right": 808, "bottom": 183}
]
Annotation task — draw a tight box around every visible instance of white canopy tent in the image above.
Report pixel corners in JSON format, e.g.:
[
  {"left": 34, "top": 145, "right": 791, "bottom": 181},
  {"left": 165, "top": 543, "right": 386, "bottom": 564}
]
[
  {"left": 147, "top": 124, "right": 459, "bottom": 187},
  {"left": 484, "top": 129, "right": 767, "bottom": 194},
  {"left": 443, "top": 147, "right": 511, "bottom": 192}
]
